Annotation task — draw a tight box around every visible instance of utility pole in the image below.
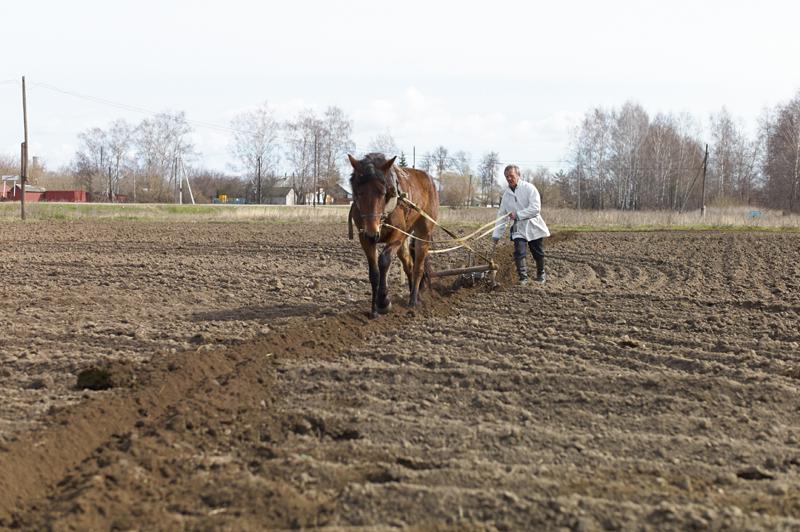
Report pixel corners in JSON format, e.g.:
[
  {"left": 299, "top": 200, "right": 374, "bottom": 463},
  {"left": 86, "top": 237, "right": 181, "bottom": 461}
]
[
  {"left": 313, "top": 131, "right": 318, "bottom": 207},
  {"left": 177, "top": 157, "right": 184, "bottom": 205},
  {"left": 413, "top": 146, "right": 416, "bottom": 169},
  {"left": 700, "top": 144, "right": 708, "bottom": 217},
  {"left": 178, "top": 158, "right": 195, "bottom": 205},
  {"left": 256, "top": 155, "right": 262, "bottom": 204},
  {"left": 173, "top": 157, "right": 179, "bottom": 204},
  {"left": 21, "top": 76, "right": 28, "bottom": 220}
]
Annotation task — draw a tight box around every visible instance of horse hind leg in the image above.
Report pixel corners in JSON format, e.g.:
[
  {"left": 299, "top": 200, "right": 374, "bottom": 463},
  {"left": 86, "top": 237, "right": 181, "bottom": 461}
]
[
  {"left": 408, "top": 240, "right": 429, "bottom": 307},
  {"left": 397, "top": 239, "right": 414, "bottom": 293}
]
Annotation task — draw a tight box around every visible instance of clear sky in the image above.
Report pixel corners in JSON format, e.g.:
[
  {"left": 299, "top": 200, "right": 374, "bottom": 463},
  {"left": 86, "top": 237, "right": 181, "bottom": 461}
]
[{"left": 2, "top": 0, "right": 799, "bottom": 174}]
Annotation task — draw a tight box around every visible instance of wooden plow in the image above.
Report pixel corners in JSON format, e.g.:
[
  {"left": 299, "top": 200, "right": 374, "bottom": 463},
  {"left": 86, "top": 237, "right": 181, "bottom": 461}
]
[
  {"left": 395, "top": 195, "right": 505, "bottom": 289},
  {"left": 429, "top": 249, "right": 498, "bottom": 288}
]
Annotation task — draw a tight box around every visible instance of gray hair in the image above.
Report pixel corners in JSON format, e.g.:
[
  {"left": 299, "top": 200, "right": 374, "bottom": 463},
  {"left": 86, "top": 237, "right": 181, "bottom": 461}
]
[{"left": 503, "top": 164, "right": 520, "bottom": 177}]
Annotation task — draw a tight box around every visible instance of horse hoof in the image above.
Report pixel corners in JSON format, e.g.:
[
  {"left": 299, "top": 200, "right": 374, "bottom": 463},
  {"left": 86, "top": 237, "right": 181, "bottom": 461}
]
[
  {"left": 369, "top": 310, "right": 379, "bottom": 319},
  {"left": 377, "top": 301, "right": 392, "bottom": 314}
]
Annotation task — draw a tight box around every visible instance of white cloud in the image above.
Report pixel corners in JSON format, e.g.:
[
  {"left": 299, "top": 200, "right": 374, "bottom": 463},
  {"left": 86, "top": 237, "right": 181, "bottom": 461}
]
[
  {"left": 3, "top": 1, "right": 799, "bottom": 173},
  {"left": 350, "top": 87, "right": 578, "bottom": 169}
]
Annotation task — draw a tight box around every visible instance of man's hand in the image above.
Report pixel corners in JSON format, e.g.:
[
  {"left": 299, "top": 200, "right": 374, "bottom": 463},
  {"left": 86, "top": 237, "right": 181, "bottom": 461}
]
[{"left": 508, "top": 212, "right": 517, "bottom": 221}]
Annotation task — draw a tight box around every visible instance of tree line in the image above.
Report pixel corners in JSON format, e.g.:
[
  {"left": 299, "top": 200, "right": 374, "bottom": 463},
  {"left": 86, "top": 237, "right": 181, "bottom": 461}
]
[
  {"left": 3, "top": 89, "right": 798, "bottom": 211},
  {"left": 563, "top": 91, "right": 800, "bottom": 213},
  {"left": 6, "top": 104, "right": 357, "bottom": 204}
]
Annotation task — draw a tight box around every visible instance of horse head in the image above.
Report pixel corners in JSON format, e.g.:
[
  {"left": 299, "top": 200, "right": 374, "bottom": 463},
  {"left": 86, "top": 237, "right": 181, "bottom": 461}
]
[{"left": 348, "top": 153, "right": 398, "bottom": 243}]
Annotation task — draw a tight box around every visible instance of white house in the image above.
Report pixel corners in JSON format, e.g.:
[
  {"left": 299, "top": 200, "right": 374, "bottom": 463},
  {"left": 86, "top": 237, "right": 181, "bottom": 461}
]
[{"left": 264, "top": 186, "right": 296, "bottom": 205}]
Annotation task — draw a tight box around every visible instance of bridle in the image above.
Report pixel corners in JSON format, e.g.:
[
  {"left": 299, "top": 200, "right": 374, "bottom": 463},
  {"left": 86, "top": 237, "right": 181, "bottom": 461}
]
[{"left": 354, "top": 167, "right": 402, "bottom": 225}]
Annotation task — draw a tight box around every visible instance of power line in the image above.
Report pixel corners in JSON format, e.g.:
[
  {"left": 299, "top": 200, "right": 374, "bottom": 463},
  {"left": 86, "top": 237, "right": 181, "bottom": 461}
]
[
  {"left": 30, "top": 81, "right": 246, "bottom": 135},
  {"left": 25, "top": 79, "right": 594, "bottom": 172},
  {"left": 30, "top": 80, "right": 378, "bottom": 155}
]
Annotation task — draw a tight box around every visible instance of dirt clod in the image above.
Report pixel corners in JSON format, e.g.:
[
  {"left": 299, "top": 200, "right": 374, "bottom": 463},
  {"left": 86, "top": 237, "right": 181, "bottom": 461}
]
[{"left": 75, "top": 368, "right": 114, "bottom": 391}]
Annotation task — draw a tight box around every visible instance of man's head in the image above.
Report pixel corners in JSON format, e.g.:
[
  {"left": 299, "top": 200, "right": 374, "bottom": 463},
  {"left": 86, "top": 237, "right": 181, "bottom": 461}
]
[{"left": 504, "top": 164, "right": 520, "bottom": 189}]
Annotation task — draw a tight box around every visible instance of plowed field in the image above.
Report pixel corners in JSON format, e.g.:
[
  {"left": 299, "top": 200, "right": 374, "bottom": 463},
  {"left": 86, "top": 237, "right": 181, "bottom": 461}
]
[{"left": 1, "top": 221, "right": 799, "bottom": 530}]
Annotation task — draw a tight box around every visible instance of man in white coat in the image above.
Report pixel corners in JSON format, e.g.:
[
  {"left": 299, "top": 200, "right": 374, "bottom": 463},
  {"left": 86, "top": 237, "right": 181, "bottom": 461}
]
[{"left": 491, "top": 164, "right": 550, "bottom": 284}]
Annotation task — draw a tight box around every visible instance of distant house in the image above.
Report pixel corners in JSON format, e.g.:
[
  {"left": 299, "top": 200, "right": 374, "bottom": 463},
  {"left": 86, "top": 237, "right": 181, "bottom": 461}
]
[
  {"left": 43, "top": 190, "right": 88, "bottom": 202},
  {"left": 1, "top": 179, "right": 91, "bottom": 203},
  {"left": 1, "top": 176, "right": 21, "bottom": 200},
  {"left": 263, "top": 186, "right": 296, "bottom": 205},
  {"left": 3, "top": 183, "right": 46, "bottom": 202},
  {"left": 303, "top": 187, "right": 327, "bottom": 205},
  {"left": 302, "top": 184, "right": 353, "bottom": 205},
  {"left": 326, "top": 184, "right": 352, "bottom": 205}
]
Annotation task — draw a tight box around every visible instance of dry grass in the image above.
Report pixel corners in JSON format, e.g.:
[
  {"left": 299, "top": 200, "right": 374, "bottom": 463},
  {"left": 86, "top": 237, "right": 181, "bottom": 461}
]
[
  {"left": 1, "top": 201, "right": 798, "bottom": 231},
  {"left": 0, "top": 202, "right": 350, "bottom": 222},
  {"left": 442, "top": 205, "right": 800, "bottom": 231}
]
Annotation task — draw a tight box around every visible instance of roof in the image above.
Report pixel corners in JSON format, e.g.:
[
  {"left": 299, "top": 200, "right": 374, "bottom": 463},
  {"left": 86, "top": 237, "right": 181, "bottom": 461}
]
[
  {"left": 264, "top": 186, "right": 294, "bottom": 196},
  {"left": 10, "top": 184, "right": 46, "bottom": 193},
  {"left": 330, "top": 184, "right": 352, "bottom": 195}
]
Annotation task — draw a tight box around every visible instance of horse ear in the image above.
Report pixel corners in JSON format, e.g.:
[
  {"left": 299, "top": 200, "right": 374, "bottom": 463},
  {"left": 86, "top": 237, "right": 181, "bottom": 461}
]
[
  {"left": 347, "top": 154, "right": 360, "bottom": 169},
  {"left": 380, "top": 156, "right": 397, "bottom": 172}
]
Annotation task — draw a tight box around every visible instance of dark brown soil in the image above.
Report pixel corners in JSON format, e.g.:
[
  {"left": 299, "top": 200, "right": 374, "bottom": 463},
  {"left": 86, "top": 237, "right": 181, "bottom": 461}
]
[{"left": 1, "top": 221, "right": 799, "bottom": 530}]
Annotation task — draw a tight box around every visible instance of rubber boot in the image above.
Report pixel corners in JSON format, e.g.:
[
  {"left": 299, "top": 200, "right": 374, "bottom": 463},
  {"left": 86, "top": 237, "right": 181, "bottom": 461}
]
[
  {"left": 535, "top": 257, "right": 546, "bottom": 284},
  {"left": 515, "top": 257, "right": 528, "bottom": 284}
]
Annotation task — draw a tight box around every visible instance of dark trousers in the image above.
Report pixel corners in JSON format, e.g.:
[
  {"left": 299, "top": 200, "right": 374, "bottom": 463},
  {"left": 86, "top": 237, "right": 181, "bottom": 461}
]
[{"left": 513, "top": 238, "right": 545, "bottom": 279}]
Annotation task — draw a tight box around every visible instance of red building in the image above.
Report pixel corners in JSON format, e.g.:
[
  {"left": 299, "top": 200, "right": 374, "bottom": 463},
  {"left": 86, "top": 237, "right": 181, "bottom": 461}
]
[
  {"left": 43, "top": 190, "right": 88, "bottom": 202},
  {"left": 4, "top": 184, "right": 45, "bottom": 202},
  {"left": 1, "top": 184, "right": 90, "bottom": 203}
]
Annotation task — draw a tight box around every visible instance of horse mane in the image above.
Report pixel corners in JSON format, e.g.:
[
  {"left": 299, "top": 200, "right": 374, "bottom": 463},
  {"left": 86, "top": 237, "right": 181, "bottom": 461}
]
[{"left": 350, "top": 153, "right": 394, "bottom": 187}]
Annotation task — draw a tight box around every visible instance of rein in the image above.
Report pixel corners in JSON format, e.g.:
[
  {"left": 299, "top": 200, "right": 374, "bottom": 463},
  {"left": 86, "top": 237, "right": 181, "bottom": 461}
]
[{"left": 385, "top": 195, "right": 501, "bottom": 265}]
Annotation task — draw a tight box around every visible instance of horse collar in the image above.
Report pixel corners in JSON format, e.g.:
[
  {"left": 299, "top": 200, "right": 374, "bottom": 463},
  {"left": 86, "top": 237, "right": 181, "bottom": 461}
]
[
  {"left": 383, "top": 195, "right": 398, "bottom": 217},
  {"left": 382, "top": 166, "right": 405, "bottom": 217}
]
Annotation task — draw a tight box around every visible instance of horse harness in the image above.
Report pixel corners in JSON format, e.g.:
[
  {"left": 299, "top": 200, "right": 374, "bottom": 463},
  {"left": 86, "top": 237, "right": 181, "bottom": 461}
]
[{"left": 348, "top": 166, "right": 411, "bottom": 240}]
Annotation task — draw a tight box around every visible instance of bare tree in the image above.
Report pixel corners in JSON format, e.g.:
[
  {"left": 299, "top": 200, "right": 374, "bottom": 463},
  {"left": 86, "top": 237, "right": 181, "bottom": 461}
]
[
  {"left": 709, "top": 108, "right": 760, "bottom": 205},
  {"left": 189, "top": 167, "right": 248, "bottom": 204},
  {"left": 763, "top": 92, "right": 800, "bottom": 212},
  {"left": 285, "top": 107, "right": 354, "bottom": 204},
  {"left": 0, "top": 153, "right": 17, "bottom": 175},
  {"left": 73, "top": 127, "right": 110, "bottom": 196},
  {"left": 439, "top": 171, "right": 471, "bottom": 206},
  {"left": 230, "top": 102, "right": 281, "bottom": 203},
  {"left": 319, "top": 106, "right": 355, "bottom": 192},
  {"left": 478, "top": 151, "right": 500, "bottom": 206},
  {"left": 418, "top": 151, "right": 433, "bottom": 174},
  {"left": 610, "top": 102, "right": 649, "bottom": 210},
  {"left": 367, "top": 130, "right": 399, "bottom": 156},
  {"left": 135, "top": 111, "right": 195, "bottom": 202},
  {"left": 570, "top": 107, "right": 613, "bottom": 208},
  {"left": 431, "top": 145, "right": 451, "bottom": 177},
  {"left": 285, "top": 109, "right": 322, "bottom": 204},
  {"left": 106, "top": 119, "right": 134, "bottom": 200},
  {"left": 451, "top": 150, "right": 472, "bottom": 176}
]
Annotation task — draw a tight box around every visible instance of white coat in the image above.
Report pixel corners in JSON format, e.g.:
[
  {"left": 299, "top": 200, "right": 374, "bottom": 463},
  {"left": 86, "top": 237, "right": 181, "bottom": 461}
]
[{"left": 492, "top": 180, "right": 550, "bottom": 241}]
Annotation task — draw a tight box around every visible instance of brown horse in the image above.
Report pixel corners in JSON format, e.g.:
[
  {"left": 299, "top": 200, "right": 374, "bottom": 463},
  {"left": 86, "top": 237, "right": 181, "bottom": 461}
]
[{"left": 347, "top": 152, "right": 439, "bottom": 319}]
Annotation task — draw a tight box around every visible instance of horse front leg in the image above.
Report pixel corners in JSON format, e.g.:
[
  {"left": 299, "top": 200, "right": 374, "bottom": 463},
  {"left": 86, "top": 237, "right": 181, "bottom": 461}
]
[
  {"left": 377, "top": 240, "right": 402, "bottom": 314},
  {"left": 362, "top": 241, "right": 380, "bottom": 319}
]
